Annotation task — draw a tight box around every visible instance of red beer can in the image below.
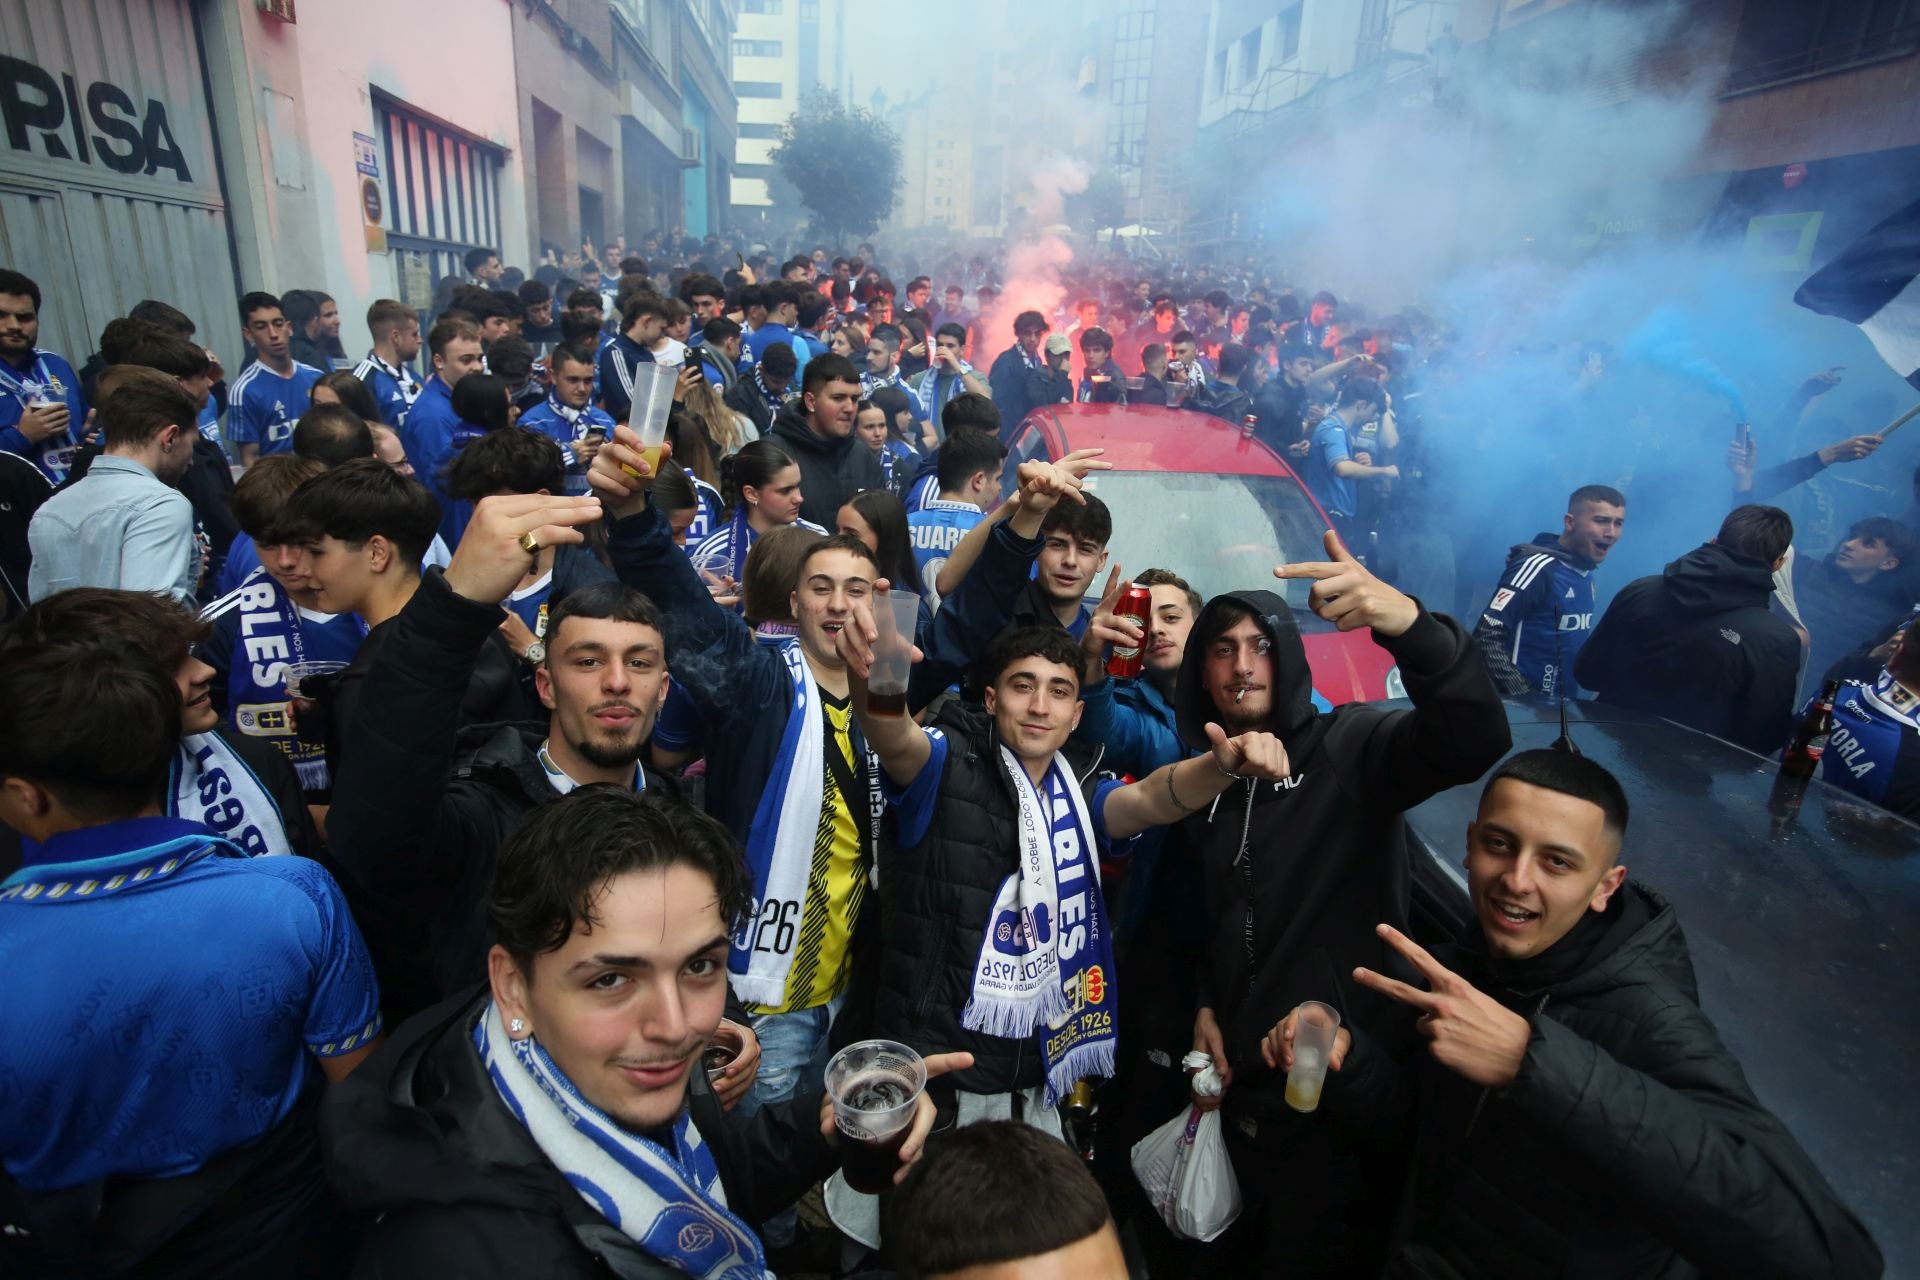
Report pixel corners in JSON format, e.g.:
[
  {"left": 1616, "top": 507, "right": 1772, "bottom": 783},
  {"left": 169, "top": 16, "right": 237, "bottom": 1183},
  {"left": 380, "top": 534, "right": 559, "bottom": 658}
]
[{"left": 1106, "top": 582, "right": 1152, "bottom": 678}]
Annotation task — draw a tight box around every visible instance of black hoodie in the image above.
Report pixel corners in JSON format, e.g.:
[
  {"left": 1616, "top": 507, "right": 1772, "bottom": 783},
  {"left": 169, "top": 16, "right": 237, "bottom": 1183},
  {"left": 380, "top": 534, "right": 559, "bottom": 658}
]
[
  {"left": 767, "top": 399, "right": 886, "bottom": 528},
  {"left": 1164, "top": 589, "right": 1507, "bottom": 1266},
  {"left": 1576, "top": 542, "right": 1802, "bottom": 755},
  {"left": 1169, "top": 589, "right": 1509, "bottom": 1116},
  {"left": 319, "top": 987, "right": 839, "bottom": 1279},
  {"left": 1325, "top": 885, "right": 1882, "bottom": 1279}
]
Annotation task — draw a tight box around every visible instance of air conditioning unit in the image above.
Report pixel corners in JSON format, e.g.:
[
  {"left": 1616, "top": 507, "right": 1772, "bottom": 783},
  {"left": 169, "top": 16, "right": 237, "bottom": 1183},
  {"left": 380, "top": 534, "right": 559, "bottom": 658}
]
[{"left": 679, "top": 126, "right": 703, "bottom": 165}]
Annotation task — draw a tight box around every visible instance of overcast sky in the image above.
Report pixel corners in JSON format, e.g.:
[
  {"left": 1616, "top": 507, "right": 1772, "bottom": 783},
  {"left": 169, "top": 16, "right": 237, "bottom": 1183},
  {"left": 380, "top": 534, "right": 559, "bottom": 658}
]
[{"left": 838, "top": 0, "right": 933, "bottom": 109}]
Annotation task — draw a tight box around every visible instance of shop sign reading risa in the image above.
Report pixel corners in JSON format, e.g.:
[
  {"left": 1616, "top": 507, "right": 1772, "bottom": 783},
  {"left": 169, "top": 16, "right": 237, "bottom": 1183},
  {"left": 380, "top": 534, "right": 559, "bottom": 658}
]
[{"left": 0, "top": 54, "right": 192, "bottom": 181}]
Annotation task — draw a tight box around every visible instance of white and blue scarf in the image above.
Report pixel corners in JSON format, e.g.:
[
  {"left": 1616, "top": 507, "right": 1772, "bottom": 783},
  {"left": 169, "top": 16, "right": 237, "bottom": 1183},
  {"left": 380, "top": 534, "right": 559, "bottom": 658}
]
[
  {"left": 915, "top": 360, "right": 976, "bottom": 422},
  {"left": 729, "top": 641, "right": 825, "bottom": 1006},
  {"left": 215, "top": 567, "right": 364, "bottom": 792},
  {"left": 473, "top": 1001, "right": 770, "bottom": 1280},
  {"left": 170, "top": 732, "right": 293, "bottom": 857},
  {"left": 728, "top": 640, "right": 878, "bottom": 1007},
  {"left": 683, "top": 478, "right": 724, "bottom": 548},
  {"left": 966, "top": 748, "right": 1118, "bottom": 1105}
]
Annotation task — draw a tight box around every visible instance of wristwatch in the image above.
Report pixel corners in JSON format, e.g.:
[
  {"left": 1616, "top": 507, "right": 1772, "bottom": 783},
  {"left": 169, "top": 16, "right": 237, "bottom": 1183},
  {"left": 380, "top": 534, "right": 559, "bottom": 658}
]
[{"left": 522, "top": 640, "right": 547, "bottom": 666}]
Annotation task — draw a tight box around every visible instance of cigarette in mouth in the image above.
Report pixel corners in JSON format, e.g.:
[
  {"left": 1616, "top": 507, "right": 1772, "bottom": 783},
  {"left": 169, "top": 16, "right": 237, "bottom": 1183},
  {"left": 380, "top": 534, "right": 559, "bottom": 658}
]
[{"left": 1235, "top": 689, "right": 1246, "bottom": 704}]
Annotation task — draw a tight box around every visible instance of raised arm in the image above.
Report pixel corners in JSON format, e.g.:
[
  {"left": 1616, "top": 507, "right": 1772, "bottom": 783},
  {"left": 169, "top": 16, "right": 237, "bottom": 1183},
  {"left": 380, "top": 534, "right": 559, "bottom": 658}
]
[
  {"left": 589, "top": 425, "right": 786, "bottom": 728},
  {"left": 1103, "top": 723, "right": 1291, "bottom": 841},
  {"left": 1280, "top": 531, "right": 1511, "bottom": 809},
  {"left": 834, "top": 584, "right": 933, "bottom": 787},
  {"left": 327, "top": 495, "right": 601, "bottom": 1000},
  {"left": 933, "top": 495, "right": 1017, "bottom": 599},
  {"left": 933, "top": 449, "right": 1110, "bottom": 602},
  {"left": 913, "top": 450, "right": 1110, "bottom": 708}
]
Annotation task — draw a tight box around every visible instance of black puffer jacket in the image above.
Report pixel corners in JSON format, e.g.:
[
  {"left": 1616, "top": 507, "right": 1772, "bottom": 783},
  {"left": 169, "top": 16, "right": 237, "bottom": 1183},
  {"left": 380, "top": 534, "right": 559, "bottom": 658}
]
[
  {"left": 1575, "top": 542, "right": 1802, "bottom": 755},
  {"left": 871, "top": 699, "right": 1113, "bottom": 1096},
  {"left": 326, "top": 569, "right": 674, "bottom": 1019},
  {"left": 321, "top": 987, "right": 839, "bottom": 1279},
  {"left": 767, "top": 400, "right": 886, "bottom": 528},
  {"left": 1328, "top": 885, "right": 1882, "bottom": 1279}
]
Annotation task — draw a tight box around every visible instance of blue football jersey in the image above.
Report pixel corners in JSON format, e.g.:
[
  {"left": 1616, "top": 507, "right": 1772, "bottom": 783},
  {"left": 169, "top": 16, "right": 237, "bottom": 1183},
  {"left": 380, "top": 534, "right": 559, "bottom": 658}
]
[
  {"left": 907, "top": 500, "right": 985, "bottom": 608},
  {"left": 1472, "top": 536, "right": 1597, "bottom": 700},
  {"left": 227, "top": 361, "right": 324, "bottom": 456}
]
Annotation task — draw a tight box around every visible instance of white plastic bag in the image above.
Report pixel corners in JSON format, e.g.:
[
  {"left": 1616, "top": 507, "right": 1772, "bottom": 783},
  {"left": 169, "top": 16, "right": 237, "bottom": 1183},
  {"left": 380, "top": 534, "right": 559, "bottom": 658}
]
[{"left": 1130, "top": 1051, "right": 1242, "bottom": 1242}]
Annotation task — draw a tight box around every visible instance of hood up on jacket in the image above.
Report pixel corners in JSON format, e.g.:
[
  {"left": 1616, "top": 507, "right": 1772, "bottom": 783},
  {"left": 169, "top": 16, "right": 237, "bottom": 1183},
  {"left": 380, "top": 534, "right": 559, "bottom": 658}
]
[
  {"left": 1660, "top": 542, "right": 1777, "bottom": 615},
  {"left": 1174, "top": 588, "right": 1320, "bottom": 751}
]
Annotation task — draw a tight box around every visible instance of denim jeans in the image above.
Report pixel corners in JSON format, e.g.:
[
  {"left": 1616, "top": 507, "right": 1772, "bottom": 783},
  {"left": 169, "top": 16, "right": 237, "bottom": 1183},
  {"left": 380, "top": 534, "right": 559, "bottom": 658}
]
[{"left": 737, "top": 993, "right": 843, "bottom": 1247}]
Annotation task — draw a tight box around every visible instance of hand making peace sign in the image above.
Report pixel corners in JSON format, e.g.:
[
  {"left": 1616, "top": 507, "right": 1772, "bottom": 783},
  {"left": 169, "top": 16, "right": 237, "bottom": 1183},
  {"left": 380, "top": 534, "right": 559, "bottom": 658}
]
[{"left": 1353, "top": 924, "right": 1533, "bottom": 1089}]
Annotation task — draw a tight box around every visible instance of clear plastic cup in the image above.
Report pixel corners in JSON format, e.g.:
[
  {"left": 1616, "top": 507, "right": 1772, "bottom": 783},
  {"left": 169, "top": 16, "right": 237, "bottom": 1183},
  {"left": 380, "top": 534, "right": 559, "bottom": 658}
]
[
  {"left": 702, "top": 1022, "right": 743, "bottom": 1082},
  {"left": 626, "top": 362, "right": 676, "bottom": 475},
  {"left": 1285, "top": 1001, "right": 1341, "bottom": 1113},
  {"left": 691, "top": 543, "right": 735, "bottom": 597},
  {"left": 826, "top": 1039, "right": 925, "bottom": 1194},
  {"left": 284, "top": 659, "right": 349, "bottom": 701},
  {"left": 867, "top": 588, "right": 920, "bottom": 717}
]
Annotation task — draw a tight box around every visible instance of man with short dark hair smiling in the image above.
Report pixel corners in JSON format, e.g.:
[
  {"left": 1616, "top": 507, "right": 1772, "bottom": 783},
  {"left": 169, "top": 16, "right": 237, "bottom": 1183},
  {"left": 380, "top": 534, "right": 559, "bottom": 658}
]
[
  {"left": 1278, "top": 749, "right": 1882, "bottom": 1279},
  {"left": 322, "top": 786, "right": 971, "bottom": 1274}
]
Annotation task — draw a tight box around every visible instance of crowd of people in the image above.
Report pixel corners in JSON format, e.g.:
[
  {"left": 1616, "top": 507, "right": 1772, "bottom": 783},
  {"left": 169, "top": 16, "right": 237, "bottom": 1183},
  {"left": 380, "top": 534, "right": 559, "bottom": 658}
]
[{"left": 0, "top": 224, "right": 1902, "bottom": 1280}]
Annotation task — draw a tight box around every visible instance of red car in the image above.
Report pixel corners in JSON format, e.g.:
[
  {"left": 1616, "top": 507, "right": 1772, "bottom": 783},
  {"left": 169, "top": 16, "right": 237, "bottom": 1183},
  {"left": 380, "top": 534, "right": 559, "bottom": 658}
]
[{"left": 1002, "top": 403, "right": 1400, "bottom": 704}]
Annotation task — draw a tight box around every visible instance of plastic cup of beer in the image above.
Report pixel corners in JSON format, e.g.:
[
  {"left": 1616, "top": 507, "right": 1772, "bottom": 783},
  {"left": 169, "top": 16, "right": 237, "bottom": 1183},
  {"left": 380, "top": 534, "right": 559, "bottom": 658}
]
[
  {"left": 691, "top": 544, "right": 735, "bottom": 598},
  {"left": 703, "top": 1022, "right": 743, "bottom": 1082},
  {"left": 283, "top": 659, "right": 349, "bottom": 735},
  {"left": 826, "top": 1039, "right": 925, "bottom": 1194},
  {"left": 867, "top": 589, "right": 920, "bottom": 717},
  {"left": 625, "top": 362, "right": 675, "bottom": 474},
  {"left": 284, "top": 659, "right": 348, "bottom": 703},
  {"left": 1285, "top": 1001, "right": 1341, "bottom": 1113}
]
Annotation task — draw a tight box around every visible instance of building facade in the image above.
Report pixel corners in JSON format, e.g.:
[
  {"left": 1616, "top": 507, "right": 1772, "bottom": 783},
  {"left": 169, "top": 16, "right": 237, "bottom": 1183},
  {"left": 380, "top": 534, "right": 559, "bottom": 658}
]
[
  {"left": 0, "top": 0, "right": 735, "bottom": 364},
  {"left": 515, "top": 0, "right": 623, "bottom": 259},
  {"left": 729, "top": 0, "right": 845, "bottom": 219},
  {"left": 1192, "top": 0, "right": 1919, "bottom": 267},
  {"left": 1078, "top": 0, "right": 1208, "bottom": 232},
  {"left": 883, "top": 85, "right": 974, "bottom": 232}
]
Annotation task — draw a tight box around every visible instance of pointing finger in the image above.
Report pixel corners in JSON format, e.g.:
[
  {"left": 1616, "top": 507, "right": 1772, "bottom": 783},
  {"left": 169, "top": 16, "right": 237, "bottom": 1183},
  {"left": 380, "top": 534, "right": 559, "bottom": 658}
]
[{"left": 1274, "top": 560, "right": 1346, "bottom": 581}]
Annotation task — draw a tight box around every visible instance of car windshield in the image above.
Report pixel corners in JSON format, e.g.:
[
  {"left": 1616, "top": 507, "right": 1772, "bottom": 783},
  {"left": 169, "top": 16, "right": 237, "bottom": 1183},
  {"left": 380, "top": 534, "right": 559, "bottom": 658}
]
[{"left": 1078, "top": 470, "right": 1326, "bottom": 610}]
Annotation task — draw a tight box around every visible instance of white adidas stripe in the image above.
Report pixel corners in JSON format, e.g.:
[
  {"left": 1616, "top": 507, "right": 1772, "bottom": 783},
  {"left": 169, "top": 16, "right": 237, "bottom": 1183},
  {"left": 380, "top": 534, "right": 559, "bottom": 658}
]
[{"left": 1511, "top": 553, "right": 1555, "bottom": 591}]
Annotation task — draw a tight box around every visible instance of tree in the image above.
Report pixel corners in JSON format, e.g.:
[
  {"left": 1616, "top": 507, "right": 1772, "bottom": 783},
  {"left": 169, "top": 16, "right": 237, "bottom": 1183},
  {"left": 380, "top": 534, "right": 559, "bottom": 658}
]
[
  {"left": 768, "top": 89, "right": 902, "bottom": 245},
  {"left": 1066, "top": 168, "right": 1128, "bottom": 236}
]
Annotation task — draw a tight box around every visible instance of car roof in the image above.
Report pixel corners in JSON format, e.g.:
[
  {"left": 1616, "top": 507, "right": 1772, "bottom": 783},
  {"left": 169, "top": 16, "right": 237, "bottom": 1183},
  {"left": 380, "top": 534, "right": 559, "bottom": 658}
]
[
  {"left": 1027, "top": 403, "right": 1293, "bottom": 477},
  {"left": 1402, "top": 699, "right": 1920, "bottom": 1272}
]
